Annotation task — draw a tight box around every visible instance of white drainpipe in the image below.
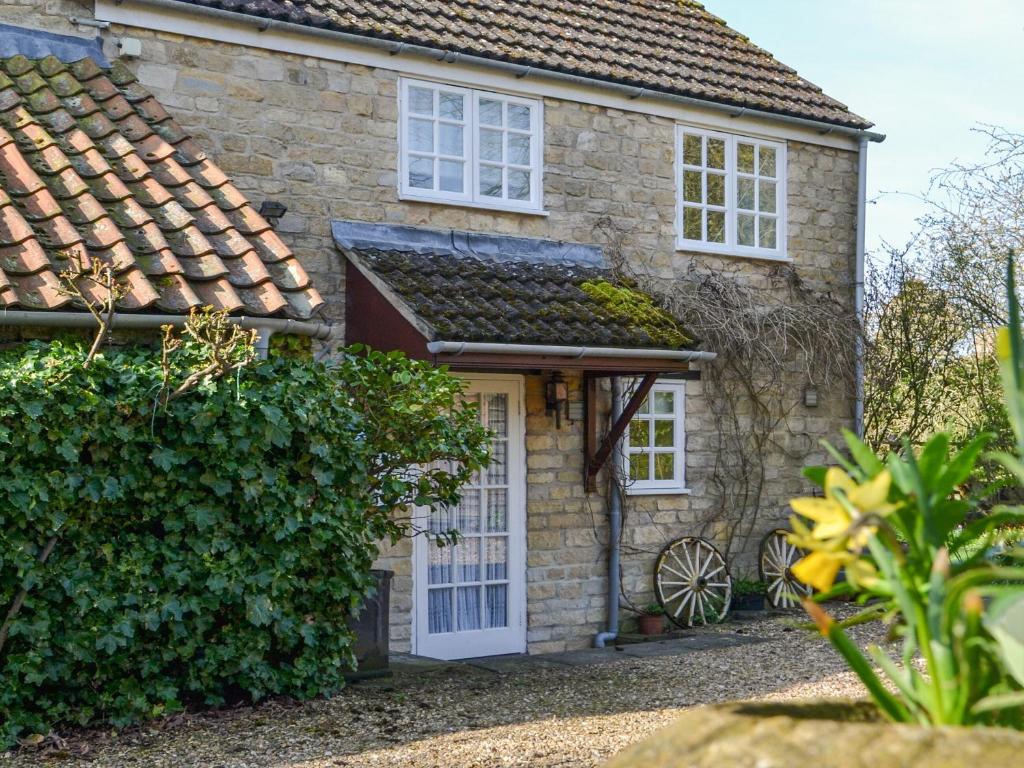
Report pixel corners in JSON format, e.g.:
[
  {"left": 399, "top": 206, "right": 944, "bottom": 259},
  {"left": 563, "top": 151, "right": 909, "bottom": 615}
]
[{"left": 854, "top": 135, "right": 869, "bottom": 437}]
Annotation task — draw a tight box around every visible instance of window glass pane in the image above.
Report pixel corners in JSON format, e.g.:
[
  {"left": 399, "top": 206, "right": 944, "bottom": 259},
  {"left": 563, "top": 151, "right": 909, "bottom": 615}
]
[
  {"left": 485, "top": 584, "right": 508, "bottom": 628},
  {"left": 409, "top": 86, "right": 434, "bottom": 115},
  {"left": 654, "top": 453, "right": 675, "bottom": 481},
  {"left": 439, "top": 124, "right": 463, "bottom": 156},
  {"left": 439, "top": 91, "right": 464, "bottom": 120},
  {"left": 707, "top": 138, "right": 726, "bottom": 170},
  {"left": 654, "top": 390, "right": 674, "bottom": 414},
  {"left": 439, "top": 160, "right": 464, "bottom": 193},
  {"left": 737, "top": 213, "right": 755, "bottom": 246},
  {"left": 487, "top": 440, "right": 507, "bottom": 484},
  {"left": 428, "top": 540, "right": 452, "bottom": 584},
  {"left": 759, "top": 146, "right": 777, "bottom": 177},
  {"left": 409, "top": 118, "right": 434, "bottom": 152},
  {"left": 479, "top": 129, "right": 503, "bottom": 162},
  {"left": 654, "top": 419, "right": 674, "bottom": 447},
  {"left": 629, "top": 419, "right": 650, "bottom": 447},
  {"left": 456, "top": 489, "right": 480, "bottom": 533},
  {"left": 487, "top": 394, "right": 508, "bottom": 436},
  {"left": 429, "top": 504, "right": 454, "bottom": 534},
  {"left": 629, "top": 452, "right": 650, "bottom": 481},
  {"left": 457, "top": 586, "right": 481, "bottom": 630},
  {"left": 509, "top": 134, "right": 531, "bottom": 165},
  {"left": 479, "top": 164, "right": 503, "bottom": 197},
  {"left": 479, "top": 98, "right": 503, "bottom": 126},
  {"left": 508, "top": 103, "right": 531, "bottom": 130},
  {"left": 683, "top": 133, "right": 702, "bottom": 165},
  {"left": 759, "top": 217, "right": 777, "bottom": 249},
  {"left": 707, "top": 210, "right": 725, "bottom": 243},
  {"left": 682, "top": 206, "right": 702, "bottom": 240},
  {"left": 428, "top": 588, "right": 453, "bottom": 633},
  {"left": 485, "top": 537, "right": 508, "bottom": 580},
  {"left": 486, "top": 489, "right": 507, "bottom": 532},
  {"left": 637, "top": 395, "right": 650, "bottom": 413},
  {"left": 707, "top": 173, "right": 725, "bottom": 206},
  {"left": 682, "top": 170, "right": 702, "bottom": 203},
  {"left": 759, "top": 180, "right": 776, "bottom": 213},
  {"left": 408, "top": 156, "right": 433, "bottom": 189},
  {"left": 508, "top": 170, "right": 531, "bottom": 201},
  {"left": 456, "top": 539, "right": 481, "bottom": 583},
  {"left": 737, "top": 177, "right": 755, "bottom": 210},
  {"left": 737, "top": 142, "right": 755, "bottom": 173}
]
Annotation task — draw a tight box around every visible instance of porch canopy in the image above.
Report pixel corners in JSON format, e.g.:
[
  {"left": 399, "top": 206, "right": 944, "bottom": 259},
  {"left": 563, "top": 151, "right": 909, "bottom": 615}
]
[{"left": 335, "top": 220, "right": 716, "bottom": 490}]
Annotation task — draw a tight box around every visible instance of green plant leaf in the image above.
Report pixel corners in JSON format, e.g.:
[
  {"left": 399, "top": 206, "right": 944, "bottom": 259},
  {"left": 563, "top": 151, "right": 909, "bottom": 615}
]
[{"left": 984, "top": 593, "right": 1024, "bottom": 687}]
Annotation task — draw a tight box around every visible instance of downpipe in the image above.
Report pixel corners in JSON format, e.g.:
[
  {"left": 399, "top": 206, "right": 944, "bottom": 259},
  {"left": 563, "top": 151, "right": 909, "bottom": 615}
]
[
  {"left": 854, "top": 135, "right": 868, "bottom": 437},
  {"left": 594, "top": 376, "right": 624, "bottom": 648}
]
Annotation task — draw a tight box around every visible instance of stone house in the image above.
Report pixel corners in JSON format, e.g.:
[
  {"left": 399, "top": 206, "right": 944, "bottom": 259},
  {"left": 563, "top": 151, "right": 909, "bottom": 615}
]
[{"left": 0, "top": 0, "right": 880, "bottom": 658}]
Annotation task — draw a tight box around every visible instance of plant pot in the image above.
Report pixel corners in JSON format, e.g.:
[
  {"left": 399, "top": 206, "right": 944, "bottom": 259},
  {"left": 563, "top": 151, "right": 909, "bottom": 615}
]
[
  {"left": 637, "top": 614, "right": 665, "bottom": 635},
  {"left": 604, "top": 700, "right": 1024, "bottom": 767},
  {"left": 732, "top": 593, "right": 766, "bottom": 611}
]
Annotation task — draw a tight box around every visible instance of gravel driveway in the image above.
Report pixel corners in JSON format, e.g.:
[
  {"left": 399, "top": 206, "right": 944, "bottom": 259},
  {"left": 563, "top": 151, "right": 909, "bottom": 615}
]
[{"left": 5, "top": 609, "right": 881, "bottom": 768}]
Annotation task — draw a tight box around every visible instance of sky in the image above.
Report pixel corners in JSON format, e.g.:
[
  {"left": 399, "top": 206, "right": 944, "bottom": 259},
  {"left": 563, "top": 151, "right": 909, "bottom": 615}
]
[{"left": 704, "top": 0, "right": 1024, "bottom": 255}]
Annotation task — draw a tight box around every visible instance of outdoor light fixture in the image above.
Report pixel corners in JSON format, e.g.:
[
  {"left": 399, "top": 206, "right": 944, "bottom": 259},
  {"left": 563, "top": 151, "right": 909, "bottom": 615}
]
[
  {"left": 803, "top": 385, "right": 820, "bottom": 408},
  {"left": 546, "top": 371, "right": 570, "bottom": 429},
  {"left": 258, "top": 200, "right": 288, "bottom": 227}
]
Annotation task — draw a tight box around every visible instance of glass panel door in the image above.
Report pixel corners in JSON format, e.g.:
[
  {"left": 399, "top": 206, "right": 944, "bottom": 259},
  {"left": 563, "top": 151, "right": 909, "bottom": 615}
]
[{"left": 415, "top": 378, "right": 525, "bottom": 660}]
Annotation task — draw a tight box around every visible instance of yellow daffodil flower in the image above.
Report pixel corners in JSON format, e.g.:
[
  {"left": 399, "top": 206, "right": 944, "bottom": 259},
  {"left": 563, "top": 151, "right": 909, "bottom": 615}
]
[{"left": 786, "top": 468, "right": 893, "bottom": 591}]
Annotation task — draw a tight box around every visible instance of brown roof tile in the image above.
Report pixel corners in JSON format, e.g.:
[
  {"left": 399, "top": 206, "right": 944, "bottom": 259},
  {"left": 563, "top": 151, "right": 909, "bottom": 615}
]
[
  {"left": 172, "top": 0, "right": 870, "bottom": 129},
  {"left": 0, "top": 53, "right": 324, "bottom": 319}
]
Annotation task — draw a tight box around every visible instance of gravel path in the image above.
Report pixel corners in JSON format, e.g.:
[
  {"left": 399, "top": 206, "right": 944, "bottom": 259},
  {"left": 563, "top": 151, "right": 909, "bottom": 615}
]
[{"left": 5, "top": 608, "right": 883, "bottom": 767}]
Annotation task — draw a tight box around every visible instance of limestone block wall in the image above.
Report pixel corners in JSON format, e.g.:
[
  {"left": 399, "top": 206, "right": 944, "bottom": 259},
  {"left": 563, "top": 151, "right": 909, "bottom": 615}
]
[{"left": 2, "top": 3, "right": 860, "bottom": 652}]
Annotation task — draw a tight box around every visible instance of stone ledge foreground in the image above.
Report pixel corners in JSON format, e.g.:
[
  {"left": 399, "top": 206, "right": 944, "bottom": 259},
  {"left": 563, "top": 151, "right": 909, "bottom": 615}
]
[{"left": 604, "top": 700, "right": 1024, "bottom": 768}]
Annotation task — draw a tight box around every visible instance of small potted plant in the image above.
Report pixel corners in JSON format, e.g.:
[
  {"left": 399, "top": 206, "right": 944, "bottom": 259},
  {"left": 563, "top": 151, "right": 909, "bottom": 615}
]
[
  {"left": 731, "top": 579, "right": 767, "bottom": 611},
  {"left": 637, "top": 602, "right": 666, "bottom": 635}
]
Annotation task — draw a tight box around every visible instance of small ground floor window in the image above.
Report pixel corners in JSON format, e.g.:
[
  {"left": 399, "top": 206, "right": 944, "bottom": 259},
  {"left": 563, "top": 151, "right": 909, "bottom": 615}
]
[{"left": 624, "top": 379, "right": 687, "bottom": 495}]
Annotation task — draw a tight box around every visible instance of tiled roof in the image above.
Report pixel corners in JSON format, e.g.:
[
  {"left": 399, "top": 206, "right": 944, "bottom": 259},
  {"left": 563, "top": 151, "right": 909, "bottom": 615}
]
[
  {"left": 0, "top": 54, "right": 324, "bottom": 318},
  {"left": 174, "top": 0, "right": 870, "bottom": 129},
  {"left": 346, "top": 247, "right": 695, "bottom": 349}
]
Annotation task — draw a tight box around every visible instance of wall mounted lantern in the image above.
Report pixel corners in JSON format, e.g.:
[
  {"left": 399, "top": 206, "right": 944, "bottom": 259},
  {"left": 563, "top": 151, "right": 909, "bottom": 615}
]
[
  {"left": 546, "top": 371, "right": 570, "bottom": 428},
  {"left": 258, "top": 200, "right": 288, "bottom": 228},
  {"left": 803, "top": 385, "right": 820, "bottom": 408}
]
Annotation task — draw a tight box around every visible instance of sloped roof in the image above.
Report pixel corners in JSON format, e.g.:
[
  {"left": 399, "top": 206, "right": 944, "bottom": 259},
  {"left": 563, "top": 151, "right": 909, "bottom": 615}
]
[
  {"left": 172, "top": 0, "right": 870, "bottom": 129},
  {"left": 337, "top": 222, "right": 695, "bottom": 349},
  {"left": 0, "top": 53, "right": 324, "bottom": 318}
]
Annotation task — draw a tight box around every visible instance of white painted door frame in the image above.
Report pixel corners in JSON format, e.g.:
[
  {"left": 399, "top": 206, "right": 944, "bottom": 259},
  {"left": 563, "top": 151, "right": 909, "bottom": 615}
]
[{"left": 413, "top": 374, "right": 527, "bottom": 659}]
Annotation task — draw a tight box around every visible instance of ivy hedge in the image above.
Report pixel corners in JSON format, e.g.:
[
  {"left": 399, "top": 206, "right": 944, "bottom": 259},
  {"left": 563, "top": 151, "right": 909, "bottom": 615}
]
[{"left": 0, "top": 337, "right": 489, "bottom": 747}]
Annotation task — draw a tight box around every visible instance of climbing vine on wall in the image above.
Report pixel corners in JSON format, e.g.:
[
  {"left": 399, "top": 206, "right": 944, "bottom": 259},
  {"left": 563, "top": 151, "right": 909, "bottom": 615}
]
[{"left": 593, "top": 217, "right": 859, "bottom": 581}]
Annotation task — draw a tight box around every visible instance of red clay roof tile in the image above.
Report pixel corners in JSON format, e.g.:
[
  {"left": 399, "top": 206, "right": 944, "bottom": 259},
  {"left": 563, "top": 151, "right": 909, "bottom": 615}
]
[{"left": 0, "top": 54, "right": 324, "bottom": 319}]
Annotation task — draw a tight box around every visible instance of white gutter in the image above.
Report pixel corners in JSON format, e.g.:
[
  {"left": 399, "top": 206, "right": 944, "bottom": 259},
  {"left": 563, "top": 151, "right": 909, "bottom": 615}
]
[
  {"left": 854, "top": 136, "right": 868, "bottom": 437},
  {"left": 116, "top": 0, "right": 885, "bottom": 144},
  {"left": 0, "top": 310, "right": 336, "bottom": 340},
  {"left": 426, "top": 340, "right": 717, "bottom": 362}
]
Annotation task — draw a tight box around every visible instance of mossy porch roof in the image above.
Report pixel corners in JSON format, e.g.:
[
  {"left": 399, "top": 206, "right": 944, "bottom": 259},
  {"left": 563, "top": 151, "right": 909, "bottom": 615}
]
[{"left": 346, "top": 247, "right": 696, "bottom": 350}]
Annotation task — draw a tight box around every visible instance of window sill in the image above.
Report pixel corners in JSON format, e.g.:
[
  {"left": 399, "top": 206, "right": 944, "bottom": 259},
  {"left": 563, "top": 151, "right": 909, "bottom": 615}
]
[
  {"left": 624, "top": 486, "right": 692, "bottom": 497},
  {"left": 399, "top": 192, "right": 550, "bottom": 217},
  {"left": 676, "top": 244, "right": 792, "bottom": 263}
]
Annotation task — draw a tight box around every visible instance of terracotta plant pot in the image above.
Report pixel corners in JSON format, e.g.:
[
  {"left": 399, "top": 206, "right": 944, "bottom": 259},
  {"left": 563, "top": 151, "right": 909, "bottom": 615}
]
[
  {"left": 604, "top": 700, "right": 1024, "bottom": 767},
  {"left": 637, "top": 614, "right": 665, "bottom": 635}
]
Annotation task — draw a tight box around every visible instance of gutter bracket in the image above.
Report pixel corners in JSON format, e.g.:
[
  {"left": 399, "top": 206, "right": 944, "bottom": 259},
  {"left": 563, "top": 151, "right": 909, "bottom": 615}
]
[{"left": 585, "top": 372, "right": 657, "bottom": 492}]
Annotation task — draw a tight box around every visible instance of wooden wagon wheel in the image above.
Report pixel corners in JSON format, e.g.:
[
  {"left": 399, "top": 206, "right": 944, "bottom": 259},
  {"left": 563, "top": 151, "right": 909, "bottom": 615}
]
[
  {"left": 759, "top": 529, "right": 811, "bottom": 609},
  {"left": 655, "top": 537, "right": 732, "bottom": 627}
]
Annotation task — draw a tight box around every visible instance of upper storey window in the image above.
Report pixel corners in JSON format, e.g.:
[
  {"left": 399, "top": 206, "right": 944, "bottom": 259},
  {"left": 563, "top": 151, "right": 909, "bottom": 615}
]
[
  {"left": 676, "top": 127, "right": 787, "bottom": 260},
  {"left": 399, "top": 78, "right": 543, "bottom": 213}
]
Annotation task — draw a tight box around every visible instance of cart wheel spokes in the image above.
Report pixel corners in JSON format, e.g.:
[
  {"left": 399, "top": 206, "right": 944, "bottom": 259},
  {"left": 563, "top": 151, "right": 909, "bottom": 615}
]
[
  {"left": 655, "top": 537, "right": 732, "bottom": 627},
  {"left": 759, "top": 529, "right": 811, "bottom": 609}
]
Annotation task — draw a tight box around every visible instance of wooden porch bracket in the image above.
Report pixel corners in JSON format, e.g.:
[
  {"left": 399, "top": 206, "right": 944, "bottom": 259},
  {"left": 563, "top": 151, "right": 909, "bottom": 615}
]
[{"left": 584, "top": 372, "right": 658, "bottom": 492}]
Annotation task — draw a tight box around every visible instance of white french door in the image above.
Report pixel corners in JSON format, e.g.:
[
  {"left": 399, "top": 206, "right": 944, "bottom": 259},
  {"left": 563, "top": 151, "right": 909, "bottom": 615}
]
[{"left": 414, "top": 375, "right": 526, "bottom": 660}]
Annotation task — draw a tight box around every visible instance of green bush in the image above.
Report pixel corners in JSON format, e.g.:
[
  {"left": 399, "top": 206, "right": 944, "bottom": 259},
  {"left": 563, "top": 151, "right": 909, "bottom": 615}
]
[{"left": 0, "top": 337, "right": 488, "bottom": 746}]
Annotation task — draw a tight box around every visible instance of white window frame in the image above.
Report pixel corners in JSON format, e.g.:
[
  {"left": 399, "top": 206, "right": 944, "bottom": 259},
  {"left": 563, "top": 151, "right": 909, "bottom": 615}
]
[
  {"left": 399, "top": 77, "right": 544, "bottom": 214},
  {"left": 675, "top": 126, "right": 788, "bottom": 261},
  {"left": 623, "top": 379, "right": 688, "bottom": 496}
]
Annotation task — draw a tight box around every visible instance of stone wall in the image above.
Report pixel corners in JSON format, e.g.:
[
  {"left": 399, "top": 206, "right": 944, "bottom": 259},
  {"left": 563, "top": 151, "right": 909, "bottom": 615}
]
[{"left": 1, "top": 3, "right": 860, "bottom": 652}]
